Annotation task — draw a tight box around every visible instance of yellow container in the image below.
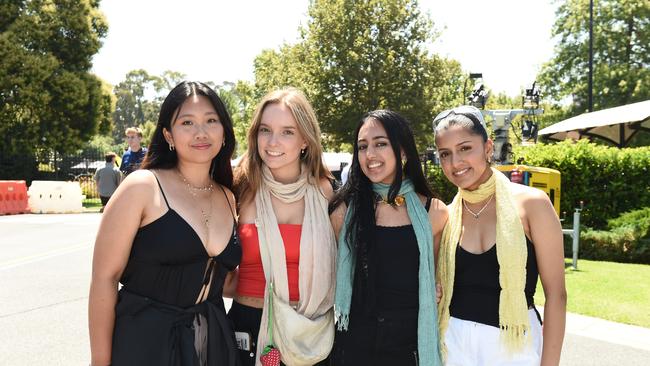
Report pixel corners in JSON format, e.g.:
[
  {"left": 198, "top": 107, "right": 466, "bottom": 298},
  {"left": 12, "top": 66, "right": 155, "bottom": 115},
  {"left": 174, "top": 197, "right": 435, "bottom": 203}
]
[{"left": 496, "top": 165, "right": 561, "bottom": 216}]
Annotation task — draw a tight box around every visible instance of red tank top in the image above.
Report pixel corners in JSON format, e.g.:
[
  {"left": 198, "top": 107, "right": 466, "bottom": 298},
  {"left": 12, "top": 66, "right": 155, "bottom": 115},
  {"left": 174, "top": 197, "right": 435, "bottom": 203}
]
[{"left": 236, "top": 223, "right": 301, "bottom": 301}]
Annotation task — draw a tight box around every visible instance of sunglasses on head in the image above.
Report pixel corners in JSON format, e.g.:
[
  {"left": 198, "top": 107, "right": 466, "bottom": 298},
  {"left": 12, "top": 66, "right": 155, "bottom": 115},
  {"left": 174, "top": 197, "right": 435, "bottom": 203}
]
[{"left": 433, "top": 106, "right": 488, "bottom": 132}]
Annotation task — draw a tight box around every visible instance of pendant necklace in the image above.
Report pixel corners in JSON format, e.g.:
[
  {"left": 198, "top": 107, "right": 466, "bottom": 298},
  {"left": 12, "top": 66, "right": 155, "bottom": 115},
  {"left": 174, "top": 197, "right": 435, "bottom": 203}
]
[
  {"left": 463, "top": 194, "right": 494, "bottom": 219},
  {"left": 374, "top": 192, "right": 406, "bottom": 207},
  {"left": 177, "top": 170, "right": 214, "bottom": 228}
]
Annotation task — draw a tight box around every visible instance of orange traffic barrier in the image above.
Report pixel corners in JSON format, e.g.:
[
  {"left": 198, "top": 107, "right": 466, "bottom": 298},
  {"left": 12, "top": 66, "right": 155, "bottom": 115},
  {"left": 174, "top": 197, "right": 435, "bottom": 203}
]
[{"left": 0, "top": 180, "right": 30, "bottom": 215}]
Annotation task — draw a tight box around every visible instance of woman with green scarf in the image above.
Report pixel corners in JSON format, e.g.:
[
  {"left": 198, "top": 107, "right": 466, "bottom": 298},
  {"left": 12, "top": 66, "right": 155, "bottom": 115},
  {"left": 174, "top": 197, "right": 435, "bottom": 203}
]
[
  {"left": 433, "top": 106, "right": 566, "bottom": 365},
  {"left": 329, "top": 110, "right": 448, "bottom": 365}
]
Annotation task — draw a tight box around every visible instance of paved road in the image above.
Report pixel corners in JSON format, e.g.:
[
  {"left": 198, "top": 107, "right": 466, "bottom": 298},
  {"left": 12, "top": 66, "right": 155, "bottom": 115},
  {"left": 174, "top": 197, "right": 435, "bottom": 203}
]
[{"left": 1, "top": 213, "right": 649, "bottom": 365}]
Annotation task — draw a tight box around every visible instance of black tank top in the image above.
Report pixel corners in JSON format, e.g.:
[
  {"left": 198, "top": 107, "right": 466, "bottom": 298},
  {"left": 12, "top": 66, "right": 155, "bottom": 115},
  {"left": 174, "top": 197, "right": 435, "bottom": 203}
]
[
  {"left": 351, "top": 198, "right": 432, "bottom": 316},
  {"left": 120, "top": 173, "right": 241, "bottom": 308},
  {"left": 449, "top": 237, "right": 539, "bottom": 328}
]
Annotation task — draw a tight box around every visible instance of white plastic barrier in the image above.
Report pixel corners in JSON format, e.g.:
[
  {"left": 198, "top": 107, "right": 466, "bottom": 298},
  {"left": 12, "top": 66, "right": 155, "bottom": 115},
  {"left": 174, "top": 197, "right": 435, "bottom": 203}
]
[{"left": 28, "top": 181, "right": 85, "bottom": 214}]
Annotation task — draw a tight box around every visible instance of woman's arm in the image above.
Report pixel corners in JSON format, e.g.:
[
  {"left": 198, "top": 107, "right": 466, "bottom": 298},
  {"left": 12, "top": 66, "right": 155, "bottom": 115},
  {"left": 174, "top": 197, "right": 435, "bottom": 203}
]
[
  {"left": 88, "top": 171, "right": 154, "bottom": 366},
  {"left": 329, "top": 202, "right": 347, "bottom": 239},
  {"left": 223, "top": 269, "right": 239, "bottom": 298},
  {"left": 522, "top": 188, "right": 567, "bottom": 366},
  {"left": 318, "top": 177, "right": 335, "bottom": 203},
  {"left": 221, "top": 186, "right": 239, "bottom": 299}
]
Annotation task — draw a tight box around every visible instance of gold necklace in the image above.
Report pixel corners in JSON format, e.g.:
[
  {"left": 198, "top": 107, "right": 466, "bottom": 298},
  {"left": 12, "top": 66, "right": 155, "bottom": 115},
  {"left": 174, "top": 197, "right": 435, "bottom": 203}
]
[
  {"left": 177, "top": 170, "right": 213, "bottom": 228},
  {"left": 463, "top": 194, "right": 494, "bottom": 219},
  {"left": 374, "top": 193, "right": 406, "bottom": 207}
]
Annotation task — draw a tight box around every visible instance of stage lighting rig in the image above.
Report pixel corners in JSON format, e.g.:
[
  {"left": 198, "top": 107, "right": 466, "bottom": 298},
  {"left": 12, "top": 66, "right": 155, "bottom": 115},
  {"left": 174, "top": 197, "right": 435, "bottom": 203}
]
[
  {"left": 522, "top": 81, "right": 541, "bottom": 110},
  {"left": 464, "top": 73, "right": 489, "bottom": 109},
  {"left": 521, "top": 119, "right": 539, "bottom": 144},
  {"left": 520, "top": 81, "right": 541, "bottom": 144}
]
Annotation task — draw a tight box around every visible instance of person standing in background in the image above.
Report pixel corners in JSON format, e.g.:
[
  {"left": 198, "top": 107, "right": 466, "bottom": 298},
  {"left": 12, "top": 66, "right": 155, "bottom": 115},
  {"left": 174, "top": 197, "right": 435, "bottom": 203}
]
[
  {"left": 120, "top": 127, "right": 148, "bottom": 175},
  {"left": 94, "top": 152, "right": 122, "bottom": 213}
]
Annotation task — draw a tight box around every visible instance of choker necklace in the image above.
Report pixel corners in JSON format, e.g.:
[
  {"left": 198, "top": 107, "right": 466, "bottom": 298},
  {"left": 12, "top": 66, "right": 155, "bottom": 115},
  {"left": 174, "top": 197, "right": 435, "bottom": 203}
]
[
  {"left": 177, "top": 170, "right": 213, "bottom": 228},
  {"left": 375, "top": 192, "right": 405, "bottom": 207},
  {"left": 463, "top": 194, "right": 494, "bottom": 219}
]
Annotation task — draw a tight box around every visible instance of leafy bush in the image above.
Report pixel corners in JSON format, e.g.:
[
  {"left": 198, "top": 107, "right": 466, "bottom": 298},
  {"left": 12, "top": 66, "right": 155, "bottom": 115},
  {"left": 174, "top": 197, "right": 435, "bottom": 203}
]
[
  {"left": 513, "top": 140, "right": 650, "bottom": 229},
  {"left": 425, "top": 163, "right": 456, "bottom": 203},
  {"left": 579, "top": 207, "right": 650, "bottom": 264}
]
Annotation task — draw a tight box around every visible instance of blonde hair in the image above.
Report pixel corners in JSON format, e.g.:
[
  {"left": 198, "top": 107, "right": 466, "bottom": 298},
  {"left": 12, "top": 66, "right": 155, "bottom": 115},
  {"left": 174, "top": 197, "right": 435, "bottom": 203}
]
[
  {"left": 234, "top": 88, "right": 332, "bottom": 202},
  {"left": 125, "top": 127, "right": 143, "bottom": 137}
]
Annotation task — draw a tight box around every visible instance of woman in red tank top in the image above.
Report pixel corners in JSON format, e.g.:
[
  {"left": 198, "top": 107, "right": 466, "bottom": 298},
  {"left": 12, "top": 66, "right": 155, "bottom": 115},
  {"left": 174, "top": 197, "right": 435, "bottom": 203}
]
[{"left": 229, "top": 88, "right": 336, "bottom": 366}]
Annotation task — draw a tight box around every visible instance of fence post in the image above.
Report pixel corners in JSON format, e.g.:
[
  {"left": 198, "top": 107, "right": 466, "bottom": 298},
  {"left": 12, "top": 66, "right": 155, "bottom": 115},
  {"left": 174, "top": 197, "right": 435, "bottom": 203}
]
[{"left": 571, "top": 204, "right": 582, "bottom": 270}]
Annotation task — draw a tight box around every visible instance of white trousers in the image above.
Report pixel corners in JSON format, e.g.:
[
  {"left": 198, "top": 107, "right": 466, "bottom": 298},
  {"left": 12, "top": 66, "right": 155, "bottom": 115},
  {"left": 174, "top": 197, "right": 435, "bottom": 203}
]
[{"left": 444, "top": 309, "right": 542, "bottom": 366}]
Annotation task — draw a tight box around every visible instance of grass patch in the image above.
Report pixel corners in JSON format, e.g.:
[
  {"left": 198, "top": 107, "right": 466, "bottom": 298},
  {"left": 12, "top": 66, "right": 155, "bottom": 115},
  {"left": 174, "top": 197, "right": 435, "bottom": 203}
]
[
  {"left": 82, "top": 198, "right": 102, "bottom": 212},
  {"left": 534, "top": 259, "right": 650, "bottom": 328}
]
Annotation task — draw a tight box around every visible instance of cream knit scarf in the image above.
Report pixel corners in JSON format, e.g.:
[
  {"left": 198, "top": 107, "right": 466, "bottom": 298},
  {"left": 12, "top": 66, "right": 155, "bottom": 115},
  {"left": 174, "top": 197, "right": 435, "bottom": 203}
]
[
  {"left": 254, "top": 165, "right": 336, "bottom": 366},
  {"left": 437, "top": 167, "right": 530, "bottom": 357}
]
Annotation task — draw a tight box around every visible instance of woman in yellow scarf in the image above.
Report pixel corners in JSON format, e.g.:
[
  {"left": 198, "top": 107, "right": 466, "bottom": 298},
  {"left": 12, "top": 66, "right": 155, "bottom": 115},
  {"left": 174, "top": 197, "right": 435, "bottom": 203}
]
[{"left": 433, "top": 106, "right": 566, "bottom": 366}]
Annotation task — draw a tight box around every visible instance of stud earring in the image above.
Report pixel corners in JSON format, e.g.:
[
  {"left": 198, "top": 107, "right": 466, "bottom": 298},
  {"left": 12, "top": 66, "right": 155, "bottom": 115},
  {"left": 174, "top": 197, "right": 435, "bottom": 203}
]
[{"left": 301, "top": 148, "right": 306, "bottom": 155}]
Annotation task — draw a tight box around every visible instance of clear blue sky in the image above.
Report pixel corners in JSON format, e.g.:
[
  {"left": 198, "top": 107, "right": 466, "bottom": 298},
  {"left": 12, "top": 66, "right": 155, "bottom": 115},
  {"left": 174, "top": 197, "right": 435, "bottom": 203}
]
[{"left": 91, "top": 0, "right": 558, "bottom": 97}]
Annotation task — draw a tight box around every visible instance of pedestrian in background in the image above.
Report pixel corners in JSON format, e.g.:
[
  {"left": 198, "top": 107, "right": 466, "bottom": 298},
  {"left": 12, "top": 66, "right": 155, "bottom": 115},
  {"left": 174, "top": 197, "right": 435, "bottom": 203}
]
[
  {"left": 120, "top": 126, "right": 148, "bottom": 175},
  {"left": 93, "top": 152, "right": 122, "bottom": 213}
]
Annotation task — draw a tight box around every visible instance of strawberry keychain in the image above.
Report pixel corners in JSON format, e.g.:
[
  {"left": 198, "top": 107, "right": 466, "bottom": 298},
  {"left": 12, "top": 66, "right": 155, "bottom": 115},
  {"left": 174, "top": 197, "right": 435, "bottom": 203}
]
[
  {"left": 260, "top": 345, "right": 281, "bottom": 366},
  {"left": 260, "top": 282, "right": 281, "bottom": 366}
]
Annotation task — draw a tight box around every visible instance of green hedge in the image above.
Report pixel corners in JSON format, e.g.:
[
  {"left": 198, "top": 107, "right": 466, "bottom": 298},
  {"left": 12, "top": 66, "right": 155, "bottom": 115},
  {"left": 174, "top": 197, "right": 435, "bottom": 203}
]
[
  {"left": 579, "top": 207, "right": 650, "bottom": 264},
  {"left": 513, "top": 140, "right": 650, "bottom": 229}
]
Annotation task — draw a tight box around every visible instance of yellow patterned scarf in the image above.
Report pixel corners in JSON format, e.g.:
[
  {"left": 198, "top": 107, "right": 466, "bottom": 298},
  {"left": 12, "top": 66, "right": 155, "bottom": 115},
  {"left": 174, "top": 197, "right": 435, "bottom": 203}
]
[{"left": 437, "top": 167, "right": 530, "bottom": 357}]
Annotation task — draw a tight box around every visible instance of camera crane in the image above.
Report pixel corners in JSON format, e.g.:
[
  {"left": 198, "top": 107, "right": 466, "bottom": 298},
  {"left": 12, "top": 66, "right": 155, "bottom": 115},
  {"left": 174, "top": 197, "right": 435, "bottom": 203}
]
[
  {"left": 458, "top": 75, "right": 561, "bottom": 216},
  {"left": 465, "top": 74, "right": 543, "bottom": 164}
]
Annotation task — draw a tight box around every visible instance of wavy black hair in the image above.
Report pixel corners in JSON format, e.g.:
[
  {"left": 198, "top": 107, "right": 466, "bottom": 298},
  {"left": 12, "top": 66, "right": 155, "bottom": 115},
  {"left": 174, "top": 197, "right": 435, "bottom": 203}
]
[
  {"left": 330, "top": 109, "right": 435, "bottom": 252},
  {"left": 141, "top": 81, "right": 236, "bottom": 189}
]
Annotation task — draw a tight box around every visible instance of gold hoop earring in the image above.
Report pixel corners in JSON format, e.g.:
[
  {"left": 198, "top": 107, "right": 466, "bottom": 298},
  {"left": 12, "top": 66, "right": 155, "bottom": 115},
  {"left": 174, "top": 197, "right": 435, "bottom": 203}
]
[
  {"left": 222, "top": 140, "right": 226, "bottom": 147},
  {"left": 169, "top": 143, "right": 175, "bottom": 151}
]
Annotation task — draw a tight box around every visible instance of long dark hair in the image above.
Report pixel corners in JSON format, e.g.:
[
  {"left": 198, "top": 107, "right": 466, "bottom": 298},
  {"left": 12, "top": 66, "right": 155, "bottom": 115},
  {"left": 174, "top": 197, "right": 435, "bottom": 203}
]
[
  {"left": 330, "top": 109, "right": 435, "bottom": 252},
  {"left": 141, "top": 81, "right": 236, "bottom": 189}
]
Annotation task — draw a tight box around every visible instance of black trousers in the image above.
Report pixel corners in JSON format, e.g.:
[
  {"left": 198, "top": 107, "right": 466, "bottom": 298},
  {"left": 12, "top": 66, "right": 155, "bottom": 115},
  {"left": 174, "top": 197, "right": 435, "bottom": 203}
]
[
  {"left": 227, "top": 301, "right": 330, "bottom": 366},
  {"left": 331, "top": 309, "right": 419, "bottom": 366},
  {"left": 100, "top": 195, "right": 111, "bottom": 206}
]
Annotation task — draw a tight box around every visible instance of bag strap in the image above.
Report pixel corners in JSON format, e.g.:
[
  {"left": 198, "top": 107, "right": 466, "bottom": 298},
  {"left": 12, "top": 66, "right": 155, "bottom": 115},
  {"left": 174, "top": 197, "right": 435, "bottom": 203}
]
[
  {"left": 266, "top": 281, "right": 275, "bottom": 346},
  {"left": 257, "top": 217, "right": 276, "bottom": 346}
]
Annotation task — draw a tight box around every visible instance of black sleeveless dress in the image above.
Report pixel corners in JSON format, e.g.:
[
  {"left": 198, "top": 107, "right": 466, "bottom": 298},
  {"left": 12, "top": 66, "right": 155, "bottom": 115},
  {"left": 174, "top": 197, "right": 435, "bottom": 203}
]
[{"left": 111, "top": 174, "right": 242, "bottom": 366}]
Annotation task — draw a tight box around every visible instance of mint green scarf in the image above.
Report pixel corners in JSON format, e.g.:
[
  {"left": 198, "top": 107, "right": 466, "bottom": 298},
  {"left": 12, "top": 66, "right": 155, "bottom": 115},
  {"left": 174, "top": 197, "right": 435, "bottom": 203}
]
[{"left": 334, "top": 179, "right": 442, "bottom": 366}]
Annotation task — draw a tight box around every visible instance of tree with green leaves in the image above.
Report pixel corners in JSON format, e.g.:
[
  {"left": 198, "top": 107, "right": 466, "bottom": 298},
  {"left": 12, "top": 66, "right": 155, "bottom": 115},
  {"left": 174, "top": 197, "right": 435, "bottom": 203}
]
[
  {"left": 539, "top": 0, "right": 650, "bottom": 115},
  {"left": 111, "top": 69, "right": 189, "bottom": 144},
  {"left": 214, "top": 81, "right": 256, "bottom": 156},
  {"left": 0, "top": 0, "right": 111, "bottom": 157},
  {"left": 250, "top": 0, "right": 464, "bottom": 151},
  {"left": 112, "top": 69, "right": 161, "bottom": 142}
]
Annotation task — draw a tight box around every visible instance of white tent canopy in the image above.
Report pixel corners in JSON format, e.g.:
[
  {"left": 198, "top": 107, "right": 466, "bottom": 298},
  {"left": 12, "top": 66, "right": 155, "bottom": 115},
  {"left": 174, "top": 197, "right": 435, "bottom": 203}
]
[{"left": 538, "top": 100, "right": 650, "bottom": 147}]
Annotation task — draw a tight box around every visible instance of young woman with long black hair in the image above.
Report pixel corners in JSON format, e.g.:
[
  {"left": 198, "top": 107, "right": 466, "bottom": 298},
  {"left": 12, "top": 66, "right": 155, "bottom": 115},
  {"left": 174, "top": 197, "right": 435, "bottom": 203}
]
[
  {"left": 89, "top": 81, "right": 241, "bottom": 366},
  {"left": 329, "top": 110, "right": 447, "bottom": 366}
]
